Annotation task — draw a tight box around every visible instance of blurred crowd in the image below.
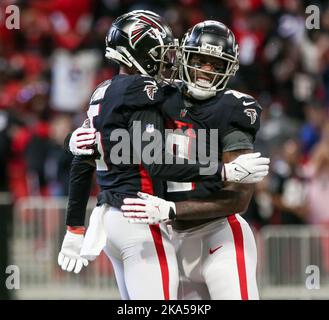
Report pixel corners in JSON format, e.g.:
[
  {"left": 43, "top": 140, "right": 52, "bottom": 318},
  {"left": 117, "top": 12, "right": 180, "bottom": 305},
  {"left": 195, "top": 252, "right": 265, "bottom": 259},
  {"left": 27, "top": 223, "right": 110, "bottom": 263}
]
[{"left": 1, "top": 0, "right": 329, "bottom": 228}]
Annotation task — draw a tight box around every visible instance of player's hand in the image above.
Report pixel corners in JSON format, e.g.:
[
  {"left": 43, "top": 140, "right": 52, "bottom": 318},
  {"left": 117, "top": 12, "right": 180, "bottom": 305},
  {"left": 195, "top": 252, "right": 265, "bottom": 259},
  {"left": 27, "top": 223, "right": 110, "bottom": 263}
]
[
  {"left": 69, "top": 125, "right": 96, "bottom": 156},
  {"left": 223, "top": 152, "right": 270, "bottom": 183},
  {"left": 58, "top": 230, "right": 89, "bottom": 274},
  {"left": 121, "top": 192, "right": 176, "bottom": 224}
]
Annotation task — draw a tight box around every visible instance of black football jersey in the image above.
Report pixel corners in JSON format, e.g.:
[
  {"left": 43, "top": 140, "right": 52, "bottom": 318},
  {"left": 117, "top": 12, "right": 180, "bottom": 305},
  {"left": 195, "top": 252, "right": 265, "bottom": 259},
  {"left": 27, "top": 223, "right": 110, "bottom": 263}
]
[
  {"left": 66, "top": 75, "right": 223, "bottom": 225},
  {"left": 84, "top": 74, "right": 220, "bottom": 209},
  {"left": 159, "top": 83, "right": 262, "bottom": 202},
  {"left": 65, "top": 75, "right": 261, "bottom": 226}
]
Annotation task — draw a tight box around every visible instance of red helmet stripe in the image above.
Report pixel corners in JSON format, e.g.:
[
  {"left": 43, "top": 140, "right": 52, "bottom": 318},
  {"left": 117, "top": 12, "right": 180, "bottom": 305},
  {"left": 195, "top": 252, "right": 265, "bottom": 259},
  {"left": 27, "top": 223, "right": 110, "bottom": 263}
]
[
  {"left": 129, "top": 14, "right": 167, "bottom": 49},
  {"left": 132, "top": 28, "right": 144, "bottom": 35},
  {"left": 139, "top": 15, "right": 161, "bottom": 30},
  {"left": 131, "top": 31, "right": 144, "bottom": 45}
]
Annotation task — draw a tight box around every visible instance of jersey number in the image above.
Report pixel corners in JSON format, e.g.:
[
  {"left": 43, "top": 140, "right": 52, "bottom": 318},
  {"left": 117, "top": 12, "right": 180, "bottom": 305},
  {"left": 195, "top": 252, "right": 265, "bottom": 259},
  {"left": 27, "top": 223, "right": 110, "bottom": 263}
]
[{"left": 166, "top": 121, "right": 195, "bottom": 193}]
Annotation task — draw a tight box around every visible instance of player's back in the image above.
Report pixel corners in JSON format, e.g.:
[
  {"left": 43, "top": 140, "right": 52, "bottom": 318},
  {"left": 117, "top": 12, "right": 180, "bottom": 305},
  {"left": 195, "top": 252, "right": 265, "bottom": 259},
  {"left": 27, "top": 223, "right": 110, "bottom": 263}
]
[{"left": 87, "top": 74, "right": 165, "bottom": 208}]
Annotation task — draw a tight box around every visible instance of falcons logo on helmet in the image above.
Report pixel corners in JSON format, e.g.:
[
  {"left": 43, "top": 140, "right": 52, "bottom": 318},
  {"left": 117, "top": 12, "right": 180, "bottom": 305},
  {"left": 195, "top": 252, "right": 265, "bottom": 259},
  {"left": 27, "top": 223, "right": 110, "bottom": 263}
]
[
  {"left": 244, "top": 108, "right": 257, "bottom": 125},
  {"left": 129, "top": 14, "right": 167, "bottom": 49},
  {"left": 143, "top": 80, "right": 158, "bottom": 100}
]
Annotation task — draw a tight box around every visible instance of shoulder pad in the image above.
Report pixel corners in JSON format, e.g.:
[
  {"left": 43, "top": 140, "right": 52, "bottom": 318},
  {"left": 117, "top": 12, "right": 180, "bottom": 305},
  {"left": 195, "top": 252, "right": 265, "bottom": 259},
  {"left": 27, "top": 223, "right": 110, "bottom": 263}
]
[
  {"left": 224, "top": 89, "right": 254, "bottom": 100},
  {"left": 123, "top": 75, "right": 164, "bottom": 108},
  {"left": 224, "top": 90, "right": 262, "bottom": 139},
  {"left": 89, "top": 80, "right": 112, "bottom": 104}
]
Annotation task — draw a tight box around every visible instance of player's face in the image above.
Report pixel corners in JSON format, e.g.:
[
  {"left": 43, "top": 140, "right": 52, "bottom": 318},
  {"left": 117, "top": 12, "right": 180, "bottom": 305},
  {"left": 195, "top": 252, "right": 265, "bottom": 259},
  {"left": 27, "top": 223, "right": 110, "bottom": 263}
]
[{"left": 188, "top": 53, "right": 227, "bottom": 88}]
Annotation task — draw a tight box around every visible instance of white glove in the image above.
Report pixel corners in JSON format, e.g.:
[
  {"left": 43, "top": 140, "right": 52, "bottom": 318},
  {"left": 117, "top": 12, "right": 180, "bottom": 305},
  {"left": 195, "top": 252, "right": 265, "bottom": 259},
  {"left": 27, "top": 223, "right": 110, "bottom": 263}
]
[
  {"left": 121, "top": 192, "right": 176, "bottom": 225},
  {"left": 69, "top": 125, "right": 96, "bottom": 156},
  {"left": 222, "top": 152, "right": 270, "bottom": 183},
  {"left": 58, "top": 230, "right": 89, "bottom": 274}
]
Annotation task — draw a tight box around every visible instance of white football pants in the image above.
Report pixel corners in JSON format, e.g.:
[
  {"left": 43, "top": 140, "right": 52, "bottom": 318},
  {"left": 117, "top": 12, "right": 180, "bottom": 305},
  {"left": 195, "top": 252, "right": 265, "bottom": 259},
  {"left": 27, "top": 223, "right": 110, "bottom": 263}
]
[
  {"left": 173, "top": 214, "right": 259, "bottom": 300},
  {"left": 102, "top": 206, "right": 179, "bottom": 300}
]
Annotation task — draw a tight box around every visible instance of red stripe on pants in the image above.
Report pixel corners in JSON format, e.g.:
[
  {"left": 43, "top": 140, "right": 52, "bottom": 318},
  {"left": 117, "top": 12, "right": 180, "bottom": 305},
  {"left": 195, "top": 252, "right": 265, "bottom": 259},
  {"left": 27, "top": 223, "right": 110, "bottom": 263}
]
[
  {"left": 227, "top": 214, "right": 249, "bottom": 300},
  {"left": 139, "top": 164, "right": 169, "bottom": 299},
  {"left": 149, "top": 224, "right": 170, "bottom": 300}
]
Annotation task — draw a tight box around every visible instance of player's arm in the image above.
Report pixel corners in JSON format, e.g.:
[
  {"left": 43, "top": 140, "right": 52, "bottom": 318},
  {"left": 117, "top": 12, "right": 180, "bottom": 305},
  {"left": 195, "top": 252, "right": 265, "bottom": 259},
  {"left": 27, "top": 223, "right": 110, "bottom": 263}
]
[
  {"left": 122, "top": 149, "right": 266, "bottom": 224},
  {"left": 58, "top": 156, "right": 95, "bottom": 273},
  {"left": 62, "top": 122, "right": 97, "bottom": 226},
  {"left": 171, "top": 128, "right": 263, "bottom": 220},
  {"left": 66, "top": 156, "right": 95, "bottom": 227},
  {"left": 67, "top": 113, "right": 266, "bottom": 185},
  {"left": 121, "top": 148, "right": 269, "bottom": 224},
  {"left": 173, "top": 149, "right": 255, "bottom": 220}
]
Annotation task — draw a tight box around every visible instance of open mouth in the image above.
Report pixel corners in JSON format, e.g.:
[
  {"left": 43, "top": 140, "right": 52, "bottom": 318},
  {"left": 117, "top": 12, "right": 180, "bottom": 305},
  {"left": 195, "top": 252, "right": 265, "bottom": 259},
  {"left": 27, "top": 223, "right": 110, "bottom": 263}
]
[{"left": 196, "top": 77, "right": 212, "bottom": 88}]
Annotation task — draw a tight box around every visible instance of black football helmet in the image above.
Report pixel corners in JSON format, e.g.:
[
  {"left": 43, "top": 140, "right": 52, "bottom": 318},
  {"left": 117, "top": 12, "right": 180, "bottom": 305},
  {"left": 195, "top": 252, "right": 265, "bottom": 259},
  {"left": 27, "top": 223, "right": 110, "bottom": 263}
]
[
  {"left": 105, "top": 10, "right": 177, "bottom": 81},
  {"left": 179, "top": 20, "right": 239, "bottom": 100}
]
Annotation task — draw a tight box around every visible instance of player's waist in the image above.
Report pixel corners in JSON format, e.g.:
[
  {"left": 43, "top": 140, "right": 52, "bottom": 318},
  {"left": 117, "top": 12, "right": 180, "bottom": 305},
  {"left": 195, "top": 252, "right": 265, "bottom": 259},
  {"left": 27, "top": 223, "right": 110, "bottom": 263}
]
[
  {"left": 166, "top": 185, "right": 221, "bottom": 202},
  {"left": 97, "top": 189, "right": 137, "bottom": 209},
  {"left": 171, "top": 216, "right": 228, "bottom": 238}
]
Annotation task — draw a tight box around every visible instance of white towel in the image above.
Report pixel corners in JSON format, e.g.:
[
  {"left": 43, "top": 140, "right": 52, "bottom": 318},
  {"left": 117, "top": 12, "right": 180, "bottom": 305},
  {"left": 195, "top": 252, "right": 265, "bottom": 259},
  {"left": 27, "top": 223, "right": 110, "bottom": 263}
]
[{"left": 80, "top": 205, "right": 107, "bottom": 261}]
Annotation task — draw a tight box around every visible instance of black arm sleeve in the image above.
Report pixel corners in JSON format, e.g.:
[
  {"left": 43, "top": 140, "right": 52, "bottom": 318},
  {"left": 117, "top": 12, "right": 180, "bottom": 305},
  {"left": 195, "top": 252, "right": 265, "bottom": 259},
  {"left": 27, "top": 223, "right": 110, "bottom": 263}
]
[
  {"left": 65, "top": 156, "right": 95, "bottom": 226},
  {"left": 63, "top": 133, "right": 72, "bottom": 154},
  {"left": 128, "top": 108, "right": 222, "bottom": 182}
]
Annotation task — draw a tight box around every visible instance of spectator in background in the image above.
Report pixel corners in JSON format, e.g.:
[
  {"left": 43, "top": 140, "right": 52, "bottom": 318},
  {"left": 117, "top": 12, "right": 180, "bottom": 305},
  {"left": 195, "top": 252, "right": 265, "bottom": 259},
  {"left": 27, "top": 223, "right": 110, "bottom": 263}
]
[
  {"left": 0, "top": 0, "right": 328, "bottom": 226},
  {"left": 319, "top": 6, "right": 329, "bottom": 106},
  {"left": 254, "top": 99, "right": 300, "bottom": 157},
  {"left": 47, "top": 114, "right": 74, "bottom": 196},
  {"left": 0, "top": 108, "right": 21, "bottom": 299},
  {"left": 244, "top": 176, "right": 274, "bottom": 230},
  {"left": 29, "top": 0, "right": 93, "bottom": 50},
  {"left": 0, "top": 110, "right": 12, "bottom": 192},
  {"left": 270, "top": 139, "right": 307, "bottom": 224},
  {"left": 305, "top": 122, "right": 329, "bottom": 225},
  {"left": 50, "top": 49, "right": 101, "bottom": 112},
  {"left": 304, "top": 121, "right": 329, "bottom": 274},
  {"left": 25, "top": 113, "right": 73, "bottom": 196},
  {"left": 300, "top": 101, "right": 327, "bottom": 160}
]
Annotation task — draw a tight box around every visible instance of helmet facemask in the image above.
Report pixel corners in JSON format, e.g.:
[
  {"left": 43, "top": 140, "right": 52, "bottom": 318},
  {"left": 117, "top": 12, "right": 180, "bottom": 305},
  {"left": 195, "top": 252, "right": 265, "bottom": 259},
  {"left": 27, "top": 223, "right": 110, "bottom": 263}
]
[
  {"left": 179, "top": 37, "right": 239, "bottom": 100},
  {"left": 149, "top": 37, "right": 179, "bottom": 83}
]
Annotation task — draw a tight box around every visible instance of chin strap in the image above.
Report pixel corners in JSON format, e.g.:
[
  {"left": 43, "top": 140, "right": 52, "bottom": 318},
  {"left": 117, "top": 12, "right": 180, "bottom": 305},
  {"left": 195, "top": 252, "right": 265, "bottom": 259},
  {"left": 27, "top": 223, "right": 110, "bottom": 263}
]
[{"left": 186, "top": 83, "right": 216, "bottom": 100}]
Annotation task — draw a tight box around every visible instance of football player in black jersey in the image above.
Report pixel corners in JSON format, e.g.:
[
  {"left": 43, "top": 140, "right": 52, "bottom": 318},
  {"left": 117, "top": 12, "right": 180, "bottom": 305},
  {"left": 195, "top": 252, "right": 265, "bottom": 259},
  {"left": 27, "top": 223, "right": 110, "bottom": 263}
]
[
  {"left": 60, "top": 13, "right": 269, "bottom": 300},
  {"left": 122, "top": 21, "right": 265, "bottom": 299}
]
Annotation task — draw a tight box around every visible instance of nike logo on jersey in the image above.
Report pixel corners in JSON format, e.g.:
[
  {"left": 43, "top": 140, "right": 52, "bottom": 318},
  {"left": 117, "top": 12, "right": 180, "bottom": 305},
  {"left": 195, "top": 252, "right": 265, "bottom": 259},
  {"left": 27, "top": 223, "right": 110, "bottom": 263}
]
[
  {"left": 243, "top": 101, "right": 255, "bottom": 106},
  {"left": 209, "top": 245, "right": 223, "bottom": 255}
]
